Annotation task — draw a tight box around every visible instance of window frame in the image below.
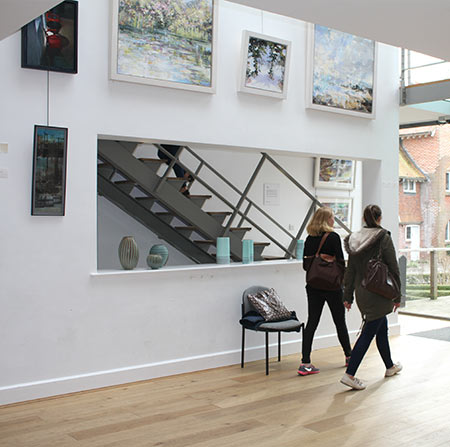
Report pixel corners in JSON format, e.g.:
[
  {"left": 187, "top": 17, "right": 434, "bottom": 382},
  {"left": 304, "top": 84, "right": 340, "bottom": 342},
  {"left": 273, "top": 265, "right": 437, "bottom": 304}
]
[
  {"left": 403, "top": 179, "right": 416, "bottom": 193},
  {"left": 446, "top": 221, "right": 450, "bottom": 242},
  {"left": 446, "top": 172, "right": 450, "bottom": 193}
]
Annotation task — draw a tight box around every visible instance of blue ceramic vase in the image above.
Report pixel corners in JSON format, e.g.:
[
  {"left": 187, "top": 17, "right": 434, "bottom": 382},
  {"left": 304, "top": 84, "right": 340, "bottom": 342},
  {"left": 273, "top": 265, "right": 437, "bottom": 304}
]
[
  {"left": 149, "top": 244, "right": 169, "bottom": 267},
  {"left": 147, "top": 254, "right": 163, "bottom": 270}
]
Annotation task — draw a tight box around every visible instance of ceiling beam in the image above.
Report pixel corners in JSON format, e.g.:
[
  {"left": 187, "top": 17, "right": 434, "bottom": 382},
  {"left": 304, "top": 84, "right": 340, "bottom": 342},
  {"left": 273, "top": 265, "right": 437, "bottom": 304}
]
[{"left": 226, "top": 0, "right": 450, "bottom": 62}]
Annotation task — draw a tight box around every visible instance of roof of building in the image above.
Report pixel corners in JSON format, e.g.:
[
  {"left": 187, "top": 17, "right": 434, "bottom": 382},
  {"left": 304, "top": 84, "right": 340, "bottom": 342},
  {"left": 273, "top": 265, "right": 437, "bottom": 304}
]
[{"left": 399, "top": 141, "right": 429, "bottom": 181}]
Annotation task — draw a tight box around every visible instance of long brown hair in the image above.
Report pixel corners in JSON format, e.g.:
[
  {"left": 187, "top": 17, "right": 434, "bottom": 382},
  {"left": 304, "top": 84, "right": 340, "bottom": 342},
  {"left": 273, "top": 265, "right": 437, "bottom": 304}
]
[
  {"left": 363, "top": 204, "right": 382, "bottom": 228},
  {"left": 307, "top": 207, "right": 334, "bottom": 236}
]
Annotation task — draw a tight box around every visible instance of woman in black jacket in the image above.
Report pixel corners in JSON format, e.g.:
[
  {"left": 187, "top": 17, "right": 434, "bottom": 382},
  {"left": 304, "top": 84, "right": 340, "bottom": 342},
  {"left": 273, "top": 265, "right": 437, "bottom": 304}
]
[
  {"left": 298, "top": 207, "right": 352, "bottom": 375},
  {"left": 340, "top": 204, "right": 402, "bottom": 390}
]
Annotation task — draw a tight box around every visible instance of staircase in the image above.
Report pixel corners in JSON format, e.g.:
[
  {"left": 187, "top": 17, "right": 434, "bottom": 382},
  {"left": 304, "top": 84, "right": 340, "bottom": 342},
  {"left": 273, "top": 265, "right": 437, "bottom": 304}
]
[{"left": 97, "top": 140, "right": 274, "bottom": 263}]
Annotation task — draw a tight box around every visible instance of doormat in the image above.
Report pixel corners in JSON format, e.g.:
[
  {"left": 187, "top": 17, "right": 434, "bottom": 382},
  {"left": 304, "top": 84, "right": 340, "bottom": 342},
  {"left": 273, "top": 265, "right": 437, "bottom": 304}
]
[{"left": 410, "top": 327, "right": 450, "bottom": 342}]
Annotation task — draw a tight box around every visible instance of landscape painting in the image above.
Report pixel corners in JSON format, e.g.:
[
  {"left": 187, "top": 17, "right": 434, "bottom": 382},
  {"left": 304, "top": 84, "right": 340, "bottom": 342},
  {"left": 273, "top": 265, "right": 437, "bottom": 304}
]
[
  {"left": 31, "top": 126, "right": 68, "bottom": 216},
  {"left": 239, "top": 31, "right": 291, "bottom": 99},
  {"left": 111, "top": 0, "right": 217, "bottom": 92},
  {"left": 314, "top": 157, "right": 355, "bottom": 190},
  {"left": 307, "top": 24, "right": 377, "bottom": 118},
  {"left": 317, "top": 197, "right": 352, "bottom": 234}
]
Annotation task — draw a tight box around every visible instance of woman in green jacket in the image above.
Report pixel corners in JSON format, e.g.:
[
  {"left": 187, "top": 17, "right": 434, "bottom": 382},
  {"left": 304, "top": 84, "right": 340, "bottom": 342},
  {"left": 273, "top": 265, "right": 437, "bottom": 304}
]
[{"left": 340, "top": 204, "right": 402, "bottom": 390}]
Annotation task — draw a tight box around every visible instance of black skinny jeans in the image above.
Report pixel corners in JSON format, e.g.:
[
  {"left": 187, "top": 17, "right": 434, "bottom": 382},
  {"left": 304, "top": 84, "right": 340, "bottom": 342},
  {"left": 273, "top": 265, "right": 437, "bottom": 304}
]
[
  {"left": 302, "top": 286, "right": 352, "bottom": 364},
  {"left": 346, "top": 316, "right": 394, "bottom": 376}
]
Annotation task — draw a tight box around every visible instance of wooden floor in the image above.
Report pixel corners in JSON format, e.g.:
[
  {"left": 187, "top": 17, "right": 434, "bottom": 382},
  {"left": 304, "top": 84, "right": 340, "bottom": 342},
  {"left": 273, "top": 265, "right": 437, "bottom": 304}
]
[{"left": 2, "top": 315, "right": 450, "bottom": 447}]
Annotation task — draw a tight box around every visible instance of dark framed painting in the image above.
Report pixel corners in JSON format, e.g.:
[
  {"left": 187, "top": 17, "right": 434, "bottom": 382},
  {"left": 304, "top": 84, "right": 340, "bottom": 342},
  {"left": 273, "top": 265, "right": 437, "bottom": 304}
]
[
  {"left": 21, "top": 0, "right": 78, "bottom": 74},
  {"left": 31, "top": 125, "right": 68, "bottom": 216},
  {"left": 110, "top": 0, "right": 218, "bottom": 93}
]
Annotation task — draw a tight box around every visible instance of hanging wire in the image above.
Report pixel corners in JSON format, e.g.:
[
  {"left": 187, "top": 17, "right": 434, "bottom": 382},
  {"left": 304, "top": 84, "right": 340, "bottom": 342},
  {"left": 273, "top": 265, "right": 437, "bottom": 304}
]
[{"left": 46, "top": 71, "right": 50, "bottom": 126}]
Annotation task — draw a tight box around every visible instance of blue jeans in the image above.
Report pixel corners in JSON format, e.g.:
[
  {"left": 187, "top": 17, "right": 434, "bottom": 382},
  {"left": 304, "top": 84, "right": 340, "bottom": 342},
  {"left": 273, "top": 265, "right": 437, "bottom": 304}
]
[{"left": 346, "top": 316, "right": 394, "bottom": 376}]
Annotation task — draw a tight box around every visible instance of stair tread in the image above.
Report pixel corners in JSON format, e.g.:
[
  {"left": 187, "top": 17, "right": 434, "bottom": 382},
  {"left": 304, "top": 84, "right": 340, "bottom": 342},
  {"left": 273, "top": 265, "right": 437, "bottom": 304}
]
[
  {"left": 155, "top": 212, "right": 173, "bottom": 215},
  {"left": 254, "top": 242, "right": 270, "bottom": 246},
  {"left": 138, "top": 158, "right": 166, "bottom": 163},
  {"left": 135, "top": 197, "right": 155, "bottom": 201},
  {"left": 207, "top": 211, "right": 232, "bottom": 215},
  {"left": 194, "top": 240, "right": 215, "bottom": 244},
  {"left": 189, "top": 195, "right": 212, "bottom": 199},
  {"left": 262, "top": 255, "right": 288, "bottom": 260},
  {"left": 230, "top": 227, "right": 251, "bottom": 231},
  {"left": 115, "top": 180, "right": 134, "bottom": 184}
]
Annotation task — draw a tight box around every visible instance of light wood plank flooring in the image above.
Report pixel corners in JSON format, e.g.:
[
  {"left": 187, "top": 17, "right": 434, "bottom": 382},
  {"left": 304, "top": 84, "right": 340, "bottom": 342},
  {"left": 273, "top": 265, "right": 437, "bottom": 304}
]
[{"left": 1, "top": 315, "right": 450, "bottom": 447}]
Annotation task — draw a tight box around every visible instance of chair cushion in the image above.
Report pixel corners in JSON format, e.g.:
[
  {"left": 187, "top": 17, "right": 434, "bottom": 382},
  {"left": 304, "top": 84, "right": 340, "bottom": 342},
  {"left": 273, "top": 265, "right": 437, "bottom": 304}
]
[{"left": 258, "top": 319, "right": 302, "bottom": 332}]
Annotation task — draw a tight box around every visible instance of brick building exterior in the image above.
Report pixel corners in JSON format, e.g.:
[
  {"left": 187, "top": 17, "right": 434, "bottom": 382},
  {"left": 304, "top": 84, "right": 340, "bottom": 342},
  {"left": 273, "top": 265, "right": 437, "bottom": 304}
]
[{"left": 399, "top": 124, "right": 450, "bottom": 258}]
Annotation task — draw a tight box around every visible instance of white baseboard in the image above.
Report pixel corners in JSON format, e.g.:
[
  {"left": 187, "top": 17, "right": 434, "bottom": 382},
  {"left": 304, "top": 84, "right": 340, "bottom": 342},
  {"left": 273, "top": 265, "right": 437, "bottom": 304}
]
[{"left": 0, "top": 324, "right": 400, "bottom": 405}]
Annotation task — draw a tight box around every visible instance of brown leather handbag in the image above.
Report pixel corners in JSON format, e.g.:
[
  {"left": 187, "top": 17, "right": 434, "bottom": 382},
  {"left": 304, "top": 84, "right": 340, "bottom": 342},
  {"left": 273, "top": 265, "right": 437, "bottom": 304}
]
[
  {"left": 305, "top": 233, "right": 345, "bottom": 291},
  {"left": 361, "top": 244, "right": 401, "bottom": 300}
]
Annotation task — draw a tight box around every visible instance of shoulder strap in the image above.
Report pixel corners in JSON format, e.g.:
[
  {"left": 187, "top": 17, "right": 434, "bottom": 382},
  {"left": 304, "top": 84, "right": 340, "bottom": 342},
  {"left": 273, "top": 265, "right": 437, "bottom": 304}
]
[{"left": 315, "top": 233, "right": 330, "bottom": 257}]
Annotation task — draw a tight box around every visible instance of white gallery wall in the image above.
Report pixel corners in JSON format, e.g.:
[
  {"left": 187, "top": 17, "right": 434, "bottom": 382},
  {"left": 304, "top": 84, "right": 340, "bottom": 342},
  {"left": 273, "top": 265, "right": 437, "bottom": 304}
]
[{"left": 0, "top": 0, "right": 399, "bottom": 404}]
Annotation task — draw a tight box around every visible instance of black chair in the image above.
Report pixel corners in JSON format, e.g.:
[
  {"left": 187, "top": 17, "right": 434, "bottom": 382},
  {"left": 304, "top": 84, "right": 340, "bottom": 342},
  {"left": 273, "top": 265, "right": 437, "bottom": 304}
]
[{"left": 240, "top": 285, "right": 304, "bottom": 375}]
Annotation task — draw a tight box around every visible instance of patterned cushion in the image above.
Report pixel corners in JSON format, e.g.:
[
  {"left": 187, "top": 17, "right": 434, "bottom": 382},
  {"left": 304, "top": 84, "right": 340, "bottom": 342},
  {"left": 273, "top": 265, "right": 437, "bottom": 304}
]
[{"left": 247, "top": 288, "right": 292, "bottom": 322}]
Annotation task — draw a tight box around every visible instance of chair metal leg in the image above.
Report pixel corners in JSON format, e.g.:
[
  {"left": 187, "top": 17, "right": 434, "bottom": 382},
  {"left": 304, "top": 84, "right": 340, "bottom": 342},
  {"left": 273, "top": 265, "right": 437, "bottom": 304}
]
[
  {"left": 241, "top": 327, "right": 245, "bottom": 368},
  {"left": 278, "top": 331, "right": 281, "bottom": 362},
  {"left": 265, "top": 331, "right": 269, "bottom": 375}
]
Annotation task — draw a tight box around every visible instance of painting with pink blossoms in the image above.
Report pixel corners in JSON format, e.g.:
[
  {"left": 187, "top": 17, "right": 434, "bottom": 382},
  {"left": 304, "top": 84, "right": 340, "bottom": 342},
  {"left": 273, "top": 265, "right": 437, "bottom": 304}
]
[{"left": 111, "top": 0, "right": 217, "bottom": 92}]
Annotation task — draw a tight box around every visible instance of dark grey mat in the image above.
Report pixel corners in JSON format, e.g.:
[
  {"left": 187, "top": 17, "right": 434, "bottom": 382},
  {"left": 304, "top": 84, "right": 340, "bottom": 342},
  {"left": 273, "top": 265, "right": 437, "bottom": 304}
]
[{"left": 410, "top": 326, "right": 450, "bottom": 342}]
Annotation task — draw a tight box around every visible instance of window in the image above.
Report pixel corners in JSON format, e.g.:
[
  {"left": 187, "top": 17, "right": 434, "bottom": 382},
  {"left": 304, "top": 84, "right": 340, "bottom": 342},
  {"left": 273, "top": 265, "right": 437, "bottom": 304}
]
[
  {"left": 403, "top": 179, "right": 416, "bottom": 193},
  {"left": 405, "top": 226, "right": 412, "bottom": 241},
  {"left": 446, "top": 221, "right": 450, "bottom": 242},
  {"left": 446, "top": 172, "right": 450, "bottom": 192}
]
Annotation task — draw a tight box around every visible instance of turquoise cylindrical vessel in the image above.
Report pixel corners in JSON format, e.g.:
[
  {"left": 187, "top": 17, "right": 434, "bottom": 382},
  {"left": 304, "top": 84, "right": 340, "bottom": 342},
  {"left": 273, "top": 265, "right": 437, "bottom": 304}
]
[
  {"left": 216, "top": 237, "right": 230, "bottom": 264},
  {"left": 242, "top": 239, "right": 254, "bottom": 264},
  {"left": 149, "top": 244, "right": 169, "bottom": 266},
  {"left": 118, "top": 236, "right": 139, "bottom": 270},
  {"left": 296, "top": 239, "right": 304, "bottom": 260}
]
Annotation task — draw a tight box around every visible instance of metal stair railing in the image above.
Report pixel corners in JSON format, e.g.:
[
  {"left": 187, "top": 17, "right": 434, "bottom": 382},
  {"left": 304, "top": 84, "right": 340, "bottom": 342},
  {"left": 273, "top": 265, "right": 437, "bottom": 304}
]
[
  {"left": 154, "top": 145, "right": 296, "bottom": 257},
  {"left": 155, "top": 145, "right": 350, "bottom": 259}
]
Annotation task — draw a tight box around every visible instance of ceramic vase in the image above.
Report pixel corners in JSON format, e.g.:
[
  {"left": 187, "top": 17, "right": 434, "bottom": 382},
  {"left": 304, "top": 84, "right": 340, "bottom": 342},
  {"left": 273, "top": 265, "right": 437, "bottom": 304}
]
[
  {"left": 147, "top": 254, "right": 163, "bottom": 270},
  {"left": 296, "top": 239, "right": 304, "bottom": 260},
  {"left": 118, "top": 236, "right": 139, "bottom": 270},
  {"left": 149, "top": 244, "right": 169, "bottom": 267},
  {"left": 216, "top": 237, "right": 230, "bottom": 264},
  {"left": 242, "top": 239, "right": 254, "bottom": 264}
]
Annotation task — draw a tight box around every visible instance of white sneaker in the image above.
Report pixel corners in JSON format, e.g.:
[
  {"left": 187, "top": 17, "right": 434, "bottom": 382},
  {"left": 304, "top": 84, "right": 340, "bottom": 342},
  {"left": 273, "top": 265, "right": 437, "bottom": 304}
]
[
  {"left": 340, "top": 373, "right": 366, "bottom": 390},
  {"left": 385, "top": 362, "right": 402, "bottom": 377}
]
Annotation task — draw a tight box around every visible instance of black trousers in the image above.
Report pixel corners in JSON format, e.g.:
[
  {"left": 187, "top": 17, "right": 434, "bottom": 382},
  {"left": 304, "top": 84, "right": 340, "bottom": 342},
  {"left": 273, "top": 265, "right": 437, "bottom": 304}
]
[{"left": 302, "top": 286, "right": 352, "bottom": 364}]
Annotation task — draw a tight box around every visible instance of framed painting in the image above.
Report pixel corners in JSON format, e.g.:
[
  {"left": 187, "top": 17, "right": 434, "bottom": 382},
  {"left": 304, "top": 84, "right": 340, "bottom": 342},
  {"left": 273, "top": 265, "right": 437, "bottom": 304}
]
[
  {"left": 314, "top": 157, "right": 355, "bottom": 190},
  {"left": 21, "top": 0, "right": 78, "bottom": 74},
  {"left": 31, "top": 125, "right": 68, "bottom": 216},
  {"left": 110, "top": 0, "right": 218, "bottom": 93},
  {"left": 239, "top": 31, "right": 291, "bottom": 99},
  {"left": 317, "top": 197, "right": 352, "bottom": 233},
  {"left": 306, "top": 24, "right": 377, "bottom": 119}
]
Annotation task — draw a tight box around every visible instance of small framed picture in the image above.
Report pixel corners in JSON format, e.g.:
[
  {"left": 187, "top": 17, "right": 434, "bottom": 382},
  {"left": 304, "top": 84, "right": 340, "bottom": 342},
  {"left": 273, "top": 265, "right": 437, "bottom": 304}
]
[
  {"left": 314, "top": 157, "right": 356, "bottom": 190},
  {"left": 21, "top": 0, "right": 78, "bottom": 74},
  {"left": 110, "top": 0, "right": 218, "bottom": 93},
  {"left": 239, "top": 31, "right": 291, "bottom": 99},
  {"left": 31, "top": 125, "right": 68, "bottom": 216},
  {"left": 317, "top": 197, "right": 353, "bottom": 233},
  {"left": 306, "top": 24, "right": 377, "bottom": 119}
]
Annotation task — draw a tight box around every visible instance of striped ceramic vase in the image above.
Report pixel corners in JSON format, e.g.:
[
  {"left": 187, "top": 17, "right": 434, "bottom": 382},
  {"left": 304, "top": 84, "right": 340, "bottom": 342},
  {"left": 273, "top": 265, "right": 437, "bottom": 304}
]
[{"left": 118, "top": 236, "right": 139, "bottom": 270}]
